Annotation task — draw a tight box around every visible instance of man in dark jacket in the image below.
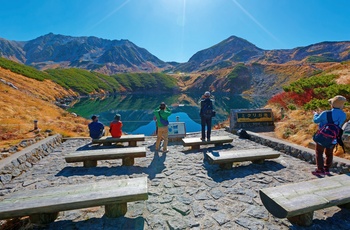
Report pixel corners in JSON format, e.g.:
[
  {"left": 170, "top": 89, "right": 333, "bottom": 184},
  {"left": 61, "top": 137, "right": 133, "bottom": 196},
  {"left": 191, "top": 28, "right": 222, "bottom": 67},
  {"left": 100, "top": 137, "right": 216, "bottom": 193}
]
[
  {"left": 200, "top": 91, "right": 214, "bottom": 141},
  {"left": 88, "top": 115, "right": 105, "bottom": 139}
]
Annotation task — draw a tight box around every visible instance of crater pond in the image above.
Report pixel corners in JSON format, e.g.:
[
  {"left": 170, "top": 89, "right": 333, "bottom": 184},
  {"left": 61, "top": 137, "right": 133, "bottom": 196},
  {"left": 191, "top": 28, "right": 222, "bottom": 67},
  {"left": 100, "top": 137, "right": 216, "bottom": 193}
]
[{"left": 68, "top": 93, "right": 269, "bottom": 136}]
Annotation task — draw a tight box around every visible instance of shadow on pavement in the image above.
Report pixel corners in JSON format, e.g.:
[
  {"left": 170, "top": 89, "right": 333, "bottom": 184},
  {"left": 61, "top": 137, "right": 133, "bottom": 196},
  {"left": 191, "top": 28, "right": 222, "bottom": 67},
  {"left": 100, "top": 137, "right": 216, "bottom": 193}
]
[
  {"left": 33, "top": 216, "right": 145, "bottom": 230},
  {"left": 202, "top": 150, "right": 285, "bottom": 182},
  {"left": 56, "top": 152, "right": 166, "bottom": 181}
]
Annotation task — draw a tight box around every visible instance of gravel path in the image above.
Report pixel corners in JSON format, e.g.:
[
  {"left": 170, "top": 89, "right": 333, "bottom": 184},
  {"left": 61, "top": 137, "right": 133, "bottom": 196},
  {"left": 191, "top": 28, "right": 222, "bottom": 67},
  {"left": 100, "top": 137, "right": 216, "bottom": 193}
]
[{"left": 1, "top": 129, "right": 350, "bottom": 230}]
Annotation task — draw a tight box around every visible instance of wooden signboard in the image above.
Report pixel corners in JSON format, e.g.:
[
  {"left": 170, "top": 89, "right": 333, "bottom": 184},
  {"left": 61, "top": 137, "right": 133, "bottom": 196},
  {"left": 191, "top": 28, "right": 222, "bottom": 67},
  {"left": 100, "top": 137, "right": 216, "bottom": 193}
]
[
  {"left": 236, "top": 111, "right": 273, "bottom": 122},
  {"left": 230, "top": 109, "right": 274, "bottom": 132}
]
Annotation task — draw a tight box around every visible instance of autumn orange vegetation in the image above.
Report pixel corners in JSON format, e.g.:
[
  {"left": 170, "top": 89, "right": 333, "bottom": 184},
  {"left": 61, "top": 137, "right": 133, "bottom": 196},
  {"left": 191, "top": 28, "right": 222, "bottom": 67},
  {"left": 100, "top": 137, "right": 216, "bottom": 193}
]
[
  {"left": 271, "top": 106, "right": 350, "bottom": 160},
  {"left": 0, "top": 67, "right": 89, "bottom": 151}
]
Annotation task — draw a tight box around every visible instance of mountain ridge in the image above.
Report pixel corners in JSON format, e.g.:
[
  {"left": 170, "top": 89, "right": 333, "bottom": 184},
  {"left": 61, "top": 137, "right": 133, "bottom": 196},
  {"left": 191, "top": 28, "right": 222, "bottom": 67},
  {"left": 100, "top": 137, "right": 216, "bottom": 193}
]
[
  {"left": 1, "top": 33, "right": 172, "bottom": 74},
  {"left": 1, "top": 33, "right": 350, "bottom": 75},
  {"left": 1, "top": 33, "right": 350, "bottom": 98}
]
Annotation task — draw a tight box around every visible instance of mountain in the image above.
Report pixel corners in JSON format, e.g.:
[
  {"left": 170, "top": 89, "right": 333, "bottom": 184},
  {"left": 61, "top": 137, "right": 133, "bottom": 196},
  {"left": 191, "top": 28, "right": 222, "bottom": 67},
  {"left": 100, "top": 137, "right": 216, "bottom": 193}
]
[
  {"left": 174, "top": 36, "right": 264, "bottom": 72},
  {"left": 258, "top": 41, "right": 350, "bottom": 64},
  {"left": 0, "top": 38, "right": 26, "bottom": 63},
  {"left": 174, "top": 36, "right": 350, "bottom": 72},
  {"left": 0, "top": 33, "right": 172, "bottom": 74},
  {"left": 1, "top": 33, "right": 350, "bottom": 75},
  {"left": 1, "top": 33, "right": 350, "bottom": 97}
]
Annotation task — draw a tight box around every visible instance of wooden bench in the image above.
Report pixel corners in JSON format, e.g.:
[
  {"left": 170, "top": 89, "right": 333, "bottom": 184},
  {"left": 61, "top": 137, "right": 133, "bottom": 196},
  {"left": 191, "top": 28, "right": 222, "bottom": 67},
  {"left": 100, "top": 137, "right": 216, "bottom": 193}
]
[
  {"left": 65, "top": 146, "right": 146, "bottom": 167},
  {"left": 206, "top": 148, "right": 280, "bottom": 169},
  {"left": 92, "top": 134, "right": 145, "bottom": 147},
  {"left": 259, "top": 173, "right": 350, "bottom": 226},
  {"left": 0, "top": 177, "right": 148, "bottom": 224},
  {"left": 182, "top": 136, "right": 233, "bottom": 150}
]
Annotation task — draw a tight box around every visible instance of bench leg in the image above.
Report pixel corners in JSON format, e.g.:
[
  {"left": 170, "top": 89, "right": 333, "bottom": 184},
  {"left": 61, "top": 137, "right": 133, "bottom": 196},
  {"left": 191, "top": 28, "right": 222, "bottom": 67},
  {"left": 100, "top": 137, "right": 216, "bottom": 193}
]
[
  {"left": 252, "top": 159, "right": 264, "bottom": 164},
  {"left": 219, "top": 163, "right": 233, "bottom": 170},
  {"left": 30, "top": 212, "right": 59, "bottom": 224},
  {"left": 83, "top": 160, "right": 97, "bottom": 167},
  {"left": 103, "top": 142, "right": 112, "bottom": 146},
  {"left": 105, "top": 202, "right": 127, "bottom": 218},
  {"left": 214, "top": 143, "right": 223, "bottom": 147},
  {"left": 287, "top": 211, "right": 314, "bottom": 227},
  {"left": 129, "top": 141, "right": 137, "bottom": 147},
  {"left": 122, "top": 157, "right": 135, "bottom": 166},
  {"left": 191, "top": 145, "right": 200, "bottom": 150}
]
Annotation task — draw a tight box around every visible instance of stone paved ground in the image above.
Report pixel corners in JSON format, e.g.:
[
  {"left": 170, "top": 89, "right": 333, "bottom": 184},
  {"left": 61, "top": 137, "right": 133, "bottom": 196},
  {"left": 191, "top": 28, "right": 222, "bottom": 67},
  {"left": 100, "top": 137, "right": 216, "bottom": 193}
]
[{"left": 1, "top": 129, "right": 350, "bottom": 230}]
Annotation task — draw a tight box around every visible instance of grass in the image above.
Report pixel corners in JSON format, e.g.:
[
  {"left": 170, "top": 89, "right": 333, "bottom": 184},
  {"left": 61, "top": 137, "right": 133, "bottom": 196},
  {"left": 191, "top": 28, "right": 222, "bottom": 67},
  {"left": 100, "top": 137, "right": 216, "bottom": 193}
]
[
  {"left": 270, "top": 102, "right": 350, "bottom": 160},
  {"left": 0, "top": 67, "right": 90, "bottom": 151},
  {"left": 0, "top": 58, "right": 178, "bottom": 96}
]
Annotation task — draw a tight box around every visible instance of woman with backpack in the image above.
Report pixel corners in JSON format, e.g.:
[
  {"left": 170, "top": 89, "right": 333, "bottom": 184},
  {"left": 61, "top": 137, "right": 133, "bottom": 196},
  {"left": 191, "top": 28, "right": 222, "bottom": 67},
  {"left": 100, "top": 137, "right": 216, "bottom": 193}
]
[{"left": 312, "top": 95, "right": 347, "bottom": 176}]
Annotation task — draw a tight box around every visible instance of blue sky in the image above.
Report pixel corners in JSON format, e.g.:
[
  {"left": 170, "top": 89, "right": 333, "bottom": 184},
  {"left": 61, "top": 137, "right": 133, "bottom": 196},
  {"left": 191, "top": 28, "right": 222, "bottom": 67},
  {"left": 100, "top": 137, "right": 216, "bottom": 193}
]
[{"left": 1, "top": 0, "right": 350, "bottom": 63}]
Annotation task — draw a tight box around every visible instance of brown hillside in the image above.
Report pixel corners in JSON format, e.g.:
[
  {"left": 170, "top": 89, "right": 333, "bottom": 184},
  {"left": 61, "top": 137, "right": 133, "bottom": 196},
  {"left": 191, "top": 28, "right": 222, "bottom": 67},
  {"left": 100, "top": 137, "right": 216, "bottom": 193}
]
[
  {"left": 270, "top": 61, "right": 350, "bottom": 160},
  {"left": 0, "top": 67, "right": 89, "bottom": 152}
]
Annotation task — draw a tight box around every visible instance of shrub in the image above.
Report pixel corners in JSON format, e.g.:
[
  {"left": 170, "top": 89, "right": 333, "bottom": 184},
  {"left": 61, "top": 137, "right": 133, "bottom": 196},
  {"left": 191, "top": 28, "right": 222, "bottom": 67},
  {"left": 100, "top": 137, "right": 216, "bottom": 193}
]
[
  {"left": 227, "top": 64, "right": 248, "bottom": 82},
  {"left": 0, "top": 58, "right": 49, "bottom": 81}
]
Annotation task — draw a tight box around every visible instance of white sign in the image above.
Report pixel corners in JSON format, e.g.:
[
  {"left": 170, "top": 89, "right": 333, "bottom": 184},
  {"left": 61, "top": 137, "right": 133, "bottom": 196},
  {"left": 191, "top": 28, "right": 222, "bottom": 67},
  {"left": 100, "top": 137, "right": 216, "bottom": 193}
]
[{"left": 168, "top": 122, "right": 186, "bottom": 137}]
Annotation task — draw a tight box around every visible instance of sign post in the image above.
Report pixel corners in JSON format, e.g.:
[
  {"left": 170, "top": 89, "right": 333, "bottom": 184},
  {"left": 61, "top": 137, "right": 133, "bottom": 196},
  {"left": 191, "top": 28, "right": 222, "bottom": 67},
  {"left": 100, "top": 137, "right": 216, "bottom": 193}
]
[
  {"left": 168, "top": 122, "right": 186, "bottom": 141},
  {"left": 230, "top": 109, "right": 274, "bottom": 132}
]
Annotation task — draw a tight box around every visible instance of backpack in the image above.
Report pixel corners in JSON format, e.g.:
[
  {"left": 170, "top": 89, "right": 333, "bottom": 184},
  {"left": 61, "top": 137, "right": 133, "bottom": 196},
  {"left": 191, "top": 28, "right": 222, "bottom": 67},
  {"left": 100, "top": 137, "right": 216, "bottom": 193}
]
[
  {"left": 237, "top": 129, "right": 250, "bottom": 139},
  {"left": 201, "top": 99, "right": 214, "bottom": 118},
  {"left": 313, "top": 111, "right": 342, "bottom": 149}
]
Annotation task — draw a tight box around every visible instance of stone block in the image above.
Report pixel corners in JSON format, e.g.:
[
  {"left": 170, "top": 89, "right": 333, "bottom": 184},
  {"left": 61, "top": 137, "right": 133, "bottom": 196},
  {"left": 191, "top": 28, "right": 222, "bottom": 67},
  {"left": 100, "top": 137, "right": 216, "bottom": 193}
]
[{"left": 0, "top": 174, "right": 12, "bottom": 184}]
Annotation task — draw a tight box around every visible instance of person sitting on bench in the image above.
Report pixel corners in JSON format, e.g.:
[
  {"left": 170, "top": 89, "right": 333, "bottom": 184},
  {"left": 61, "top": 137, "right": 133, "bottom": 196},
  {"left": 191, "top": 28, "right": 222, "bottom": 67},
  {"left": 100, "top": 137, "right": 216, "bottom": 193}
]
[
  {"left": 109, "top": 114, "right": 123, "bottom": 138},
  {"left": 88, "top": 115, "right": 105, "bottom": 139}
]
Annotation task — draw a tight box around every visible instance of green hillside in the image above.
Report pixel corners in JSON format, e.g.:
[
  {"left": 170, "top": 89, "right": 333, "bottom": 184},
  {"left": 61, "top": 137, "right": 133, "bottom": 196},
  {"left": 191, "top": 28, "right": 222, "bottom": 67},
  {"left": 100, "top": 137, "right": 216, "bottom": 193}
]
[
  {"left": 112, "top": 72, "right": 177, "bottom": 92},
  {"left": 0, "top": 57, "right": 50, "bottom": 81},
  {"left": 0, "top": 58, "right": 178, "bottom": 95}
]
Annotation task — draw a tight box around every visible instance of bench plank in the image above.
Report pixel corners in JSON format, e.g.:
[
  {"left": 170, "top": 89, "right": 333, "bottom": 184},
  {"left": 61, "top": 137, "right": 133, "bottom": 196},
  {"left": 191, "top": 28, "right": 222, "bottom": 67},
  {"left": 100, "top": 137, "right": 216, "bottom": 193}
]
[
  {"left": 0, "top": 177, "right": 148, "bottom": 222},
  {"left": 92, "top": 135, "right": 145, "bottom": 147},
  {"left": 206, "top": 148, "right": 280, "bottom": 169},
  {"left": 65, "top": 146, "right": 146, "bottom": 167},
  {"left": 182, "top": 136, "right": 233, "bottom": 150},
  {"left": 260, "top": 174, "right": 350, "bottom": 226}
]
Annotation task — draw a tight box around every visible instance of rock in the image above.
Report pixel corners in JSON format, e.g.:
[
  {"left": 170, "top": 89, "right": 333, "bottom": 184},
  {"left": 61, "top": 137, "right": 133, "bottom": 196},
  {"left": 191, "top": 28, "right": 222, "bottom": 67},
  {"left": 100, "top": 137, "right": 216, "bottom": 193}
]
[
  {"left": 212, "top": 211, "right": 230, "bottom": 226},
  {"left": 0, "top": 174, "right": 12, "bottom": 184},
  {"left": 171, "top": 201, "right": 191, "bottom": 216},
  {"left": 8, "top": 145, "right": 18, "bottom": 153}
]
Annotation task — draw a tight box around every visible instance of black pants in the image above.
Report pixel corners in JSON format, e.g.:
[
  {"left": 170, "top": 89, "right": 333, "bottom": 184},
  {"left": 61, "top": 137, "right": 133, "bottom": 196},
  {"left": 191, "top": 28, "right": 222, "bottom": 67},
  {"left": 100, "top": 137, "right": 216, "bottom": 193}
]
[{"left": 201, "top": 116, "right": 212, "bottom": 140}]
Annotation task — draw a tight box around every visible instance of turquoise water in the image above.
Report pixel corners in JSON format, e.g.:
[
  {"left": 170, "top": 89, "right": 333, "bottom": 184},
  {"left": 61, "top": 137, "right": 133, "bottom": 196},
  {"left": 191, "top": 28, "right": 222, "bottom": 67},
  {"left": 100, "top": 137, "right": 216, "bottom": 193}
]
[{"left": 68, "top": 93, "right": 268, "bottom": 136}]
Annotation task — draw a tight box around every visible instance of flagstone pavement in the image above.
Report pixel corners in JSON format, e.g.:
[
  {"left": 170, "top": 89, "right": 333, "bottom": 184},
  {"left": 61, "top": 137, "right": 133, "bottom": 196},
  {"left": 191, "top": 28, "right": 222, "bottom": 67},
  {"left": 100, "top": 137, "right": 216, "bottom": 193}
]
[{"left": 1, "top": 129, "right": 350, "bottom": 230}]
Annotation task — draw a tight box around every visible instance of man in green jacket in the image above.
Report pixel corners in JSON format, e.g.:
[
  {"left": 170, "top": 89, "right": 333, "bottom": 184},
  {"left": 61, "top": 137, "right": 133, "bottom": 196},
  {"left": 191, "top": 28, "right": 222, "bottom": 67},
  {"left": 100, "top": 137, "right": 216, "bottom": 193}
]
[{"left": 153, "top": 102, "right": 171, "bottom": 152}]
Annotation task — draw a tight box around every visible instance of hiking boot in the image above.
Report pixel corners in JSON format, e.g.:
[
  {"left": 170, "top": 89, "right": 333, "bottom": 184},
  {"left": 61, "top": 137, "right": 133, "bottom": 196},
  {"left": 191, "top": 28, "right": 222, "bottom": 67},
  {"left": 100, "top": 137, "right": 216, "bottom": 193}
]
[
  {"left": 311, "top": 169, "right": 325, "bottom": 177},
  {"left": 324, "top": 168, "right": 332, "bottom": 176}
]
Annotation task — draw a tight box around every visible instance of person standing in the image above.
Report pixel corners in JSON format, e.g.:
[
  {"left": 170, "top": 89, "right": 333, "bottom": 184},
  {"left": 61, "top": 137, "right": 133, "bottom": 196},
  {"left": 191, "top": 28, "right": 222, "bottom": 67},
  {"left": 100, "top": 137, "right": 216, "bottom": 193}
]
[
  {"left": 88, "top": 115, "right": 105, "bottom": 139},
  {"left": 109, "top": 114, "right": 123, "bottom": 138},
  {"left": 154, "top": 102, "right": 171, "bottom": 152},
  {"left": 312, "top": 95, "right": 347, "bottom": 176},
  {"left": 200, "top": 91, "right": 214, "bottom": 141}
]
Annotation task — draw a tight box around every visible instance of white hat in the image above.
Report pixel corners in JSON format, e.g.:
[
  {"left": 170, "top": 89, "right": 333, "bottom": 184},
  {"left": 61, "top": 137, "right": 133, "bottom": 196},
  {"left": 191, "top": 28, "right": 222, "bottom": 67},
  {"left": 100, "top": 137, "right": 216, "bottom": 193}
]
[{"left": 328, "top": 95, "right": 347, "bottom": 109}]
